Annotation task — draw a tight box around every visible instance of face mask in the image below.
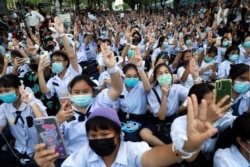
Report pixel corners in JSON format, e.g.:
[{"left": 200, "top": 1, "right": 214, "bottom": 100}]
[
  {"left": 157, "top": 74, "right": 172, "bottom": 86},
  {"left": 29, "top": 64, "right": 38, "bottom": 71},
  {"left": 205, "top": 27, "right": 211, "bottom": 33},
  {"left": 47, "top": 44, "right": 54, "bottom": 50},
  {"left": 101, "top": 31, "right": 107, "bottom": 36},
  {"left": 185, "top": 39, "right": 192, "bottom": 46},
  {"left": 127, "top": 50, "right": 135, "bottom": 57},
  {"left": 163, "top": 42, "right": 168, "bottom": 49},
  {"left": 119, "top": 32, "right": 124, "bottom": 37},
  {"left": 243, "top": 41, "right": 250, "bottom": 48},
  {"left": 222, "top": 41, "right": 229, "bottom": 47},
  {"left": 204, "top": 56, "right": 213, "bottom": 63},
  {"left": 0, "top": 91, "right": 18, "bottom": 103},
  {"left": 124, "top": 78, "right": 139, "bottom": 88},
  {"left": 52, "top": 62, "right": 64, "bottom": 73},
  {"left": 71, "top": 94, "right": 92, "bottom": 107},
  {"left": 233, "top": 81, "right": 250, "bottom": 94},
  {"left": 165, "top": 61, "right": 169, "bottom": 65},
  {"left": 89, "top": 137, "right": 116, "bottom": 156},
  {"left": 182, "top": 59, "right": 190, "bottom": 66},
  {"left": 75, "top": 42, "right": 80, "bottom": 49},
  {"left": 229, "top": 54, "right": 239, "bottom": 62}
]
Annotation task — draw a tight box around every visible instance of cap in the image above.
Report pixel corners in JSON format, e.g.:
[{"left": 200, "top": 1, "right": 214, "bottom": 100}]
[{"left": 87, "top": 107, "right": 121, "bottom": 127}]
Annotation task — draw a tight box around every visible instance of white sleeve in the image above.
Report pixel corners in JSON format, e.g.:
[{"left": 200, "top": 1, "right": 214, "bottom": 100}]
[{"left": 213, "top": 149, "right": 236, "bottom": 167}]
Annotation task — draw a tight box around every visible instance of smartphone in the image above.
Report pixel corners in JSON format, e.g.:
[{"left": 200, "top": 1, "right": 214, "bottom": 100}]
[
  {"left": 59, "top": 97, "right": 72, "bottom": 109},
  {"left": 40, "top": 51, "right": 49, "bottom": 60},
  {"left": 215, "top": 79, "right": 232, "bottom": 108},
  {"left": 5, "top": 52, "right": 11, "bottom": 62},
  {"left": 33, "top": 116, "right": 68, "bottom": 158}
]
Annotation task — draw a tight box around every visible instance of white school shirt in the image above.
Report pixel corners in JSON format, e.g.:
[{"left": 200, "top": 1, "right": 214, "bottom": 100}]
[
  {"left": 61, "top": 140, "right": 151, "bottom": 167},
  {"left": 45, "top": 64, "right": 82, "bottom": 99},
  {"left": 151, "top": 47, "right": 164, "bottom": 62},
  {"left": 213, "top": 145, "right": 250, "bottom": 167},
  {"left": 76, "top": 45, "right": 88, "bottom": 63},
  {"left": 239, "top": 47, "right": 250, "bottom": 65},
  {"left": 6, "top": 64, "right": 31, "bottom": 78},
  {"left": 217, "top": 60, "right": 233, "bottom": 79},
  {"left": 230, "top": 92, "right": 250, "bottom": 116},
  {"left": 171, "top": 113, "right": 235, "bottom": 153},
  {"left": 115, "top": 82, "right": 148, "bottom": 115},
  {"left": 147, "top": 84, "right": 188, "bottom": 117},
  {"left": 60, "top": 89, "right": 116, "bottom": 154},
  {"left": 25, "top": 10, "right": 44, "bottom": 27},
  {"left": 199, "top": 60, "right": 215, "bottom": 82},
  {"left": 177, "top": 66, "right": 194, "bottom": 89},
  {"left": 0, "top": 87, "right": 47, "bottom": 157}
]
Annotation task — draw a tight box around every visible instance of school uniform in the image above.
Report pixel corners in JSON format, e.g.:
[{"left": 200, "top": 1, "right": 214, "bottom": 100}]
[
  {"left": 239, "top": 46, "right": 250, "bottom": 65},
  {"left": 151, "top": 48, "right": 165, "bottom": 63},
  {"left": 213, "top": 145, "right": 250, "bottom": 167},
  {"left": 177, "top": 66, "right": 194, "bottom": 89},
  {"left": 199, "top": 60, "right": 216, "bottom": 82},
  {"left": 6, "top": 64, "right": 31, "bottom": 78},
  {"left": 217, "top": 60, "right": 233, "bottom": 79},
  {"left": 61, "top": 140, "right": 151, "bottom": 167},
  {"left": 45, "top": 64, "right": 82, "bottom": 99},
  {"left": 60, "top": 89, "right": 117, "bottom": 154},
  {"left": 82, "top": 42, "right": 97, "bottom": 62},
  {"left": 171, "top": 112, "right": 235, "bottom": 154},
  {"left": 76, "top": 46, "right": 88, "bottom": 63},
  {"left": 0, "top": 87, "right": 47, "bottom": 157},
  {"left": 230, "top": 92, "right": 250, "bottom": 116}
]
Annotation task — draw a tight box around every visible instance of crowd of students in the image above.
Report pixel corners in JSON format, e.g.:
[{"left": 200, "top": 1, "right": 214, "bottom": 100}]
[{"left": 0, "top": 0, "right": 249, "bottom": 167}]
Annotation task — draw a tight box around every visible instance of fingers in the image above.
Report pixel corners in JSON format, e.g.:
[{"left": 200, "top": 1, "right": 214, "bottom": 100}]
[
  {"left": 191, "top": 94, "right": 199, "bottom": 118},
  {"left": 200, "top": 122, "right": 218, "bottom": 141},
  {"left": 198, "top": 99, "right": 207, "bottom": 121},
  {"left": 187, "top": 96, "right": 194, "bottom": 130},
  {"left": 19, "top": 85, "right": 25, "bottom": 95},
  {"left": 217, "top": 94, "right": 230, "bottom": 108}
]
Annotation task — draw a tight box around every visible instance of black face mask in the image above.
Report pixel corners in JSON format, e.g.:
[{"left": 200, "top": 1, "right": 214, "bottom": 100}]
[
  {"left": 29, "top": 64, "right": 38, "bottom": 71},
  {"left": 25, "top": 8, "right": 29, "bottom": 12},
  {"left": 89, "top": 137, "right": 116, "bottom": 156},
  {"left": 132, "top": 38, "right": 140, "bottom": 45},
  {"left": 182, "top": 59, "right": 190, "bottom": 66},
  {"left": 47, "top": 44, "right": 54, "bottom": 50}
]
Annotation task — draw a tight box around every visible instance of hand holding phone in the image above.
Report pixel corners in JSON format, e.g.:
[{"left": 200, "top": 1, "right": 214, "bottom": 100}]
[
  {"left": 215, "top": 79, "right": 232, "bottom": 108},
  {"left": 34, "top": 116, "right": 68, "bottom": 158}
]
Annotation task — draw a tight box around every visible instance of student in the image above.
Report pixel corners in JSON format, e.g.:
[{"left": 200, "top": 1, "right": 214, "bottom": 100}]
[
  {"left": 55, "top": 42, "right": 123, "bottom": 154},
  {"left": 213, "top": 113, "right": 250, "bottom": 167},
  {"left": 140, "top": 63, "right": 189, "bottom": 146},
  {"left": 38, "top": 17, "right": 82, "bottom": 100},
  {"left": 0, "top": 74, "right": 47, "bottom": 165},
  {"left": 34, "top": 95, "right": 218, "bottom": 167},
  {"left": 115, "top": 54, "right": 150, "bottom": 141},
  {"left": 228, "top": 63, "right": 250, "bottom": 116},
  {"left": 239, "top": 35, "right": 250, "bottom": 65}
]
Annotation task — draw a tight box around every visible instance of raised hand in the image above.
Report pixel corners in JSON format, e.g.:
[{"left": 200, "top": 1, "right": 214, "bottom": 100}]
[
  {"left": 56, "top": 101, "right": 74, "bottom": 124},
  {"left": 184, "top": 94, "right": 218, "bottom": 152},
  {"left": 54, "top": 17, "right": 64, "bottom": 34},
  {"left": 38, "top": 56, "right": 50, "bottom": 72},
  {"left": 101, "top": 43, "right": 116, "bottom": 68},
  {"left": 19, "top": 86, "right": 33, "bottom": 104},
  {"left": 161, "top": 84, "right": 170, "bottom": 96},
  {"left": 189, "top": 58, "right": 199, "bottom": 79}
]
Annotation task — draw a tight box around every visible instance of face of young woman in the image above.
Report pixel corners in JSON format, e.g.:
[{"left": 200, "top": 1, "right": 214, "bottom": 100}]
[
  {"left": 70, "top": 80, "right": 94, "bottom": 96},
  {"left": 156, "top": 66, "right": 170, "bottom": 79}
]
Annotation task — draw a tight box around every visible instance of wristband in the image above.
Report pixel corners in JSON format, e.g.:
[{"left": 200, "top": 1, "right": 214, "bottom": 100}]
[
  {"left": 126, "top": 42, "right": 132, "bottom": 46},
  {"left": 107, "top": 66, "right": 119, "bottom": 74},
  {"left": 172, "top": 143, "right": 196, "bottom": 159},
  {"left": 28, "top": 101, "right": 36, "bottom": 106},
  {"left": 193, "top": 77, "right": 202, "bottom": 82},
  {"left": 137, "top": 61, "right": 145, "bottom": 71},
  {"left": 60, "top": 33, "right": 65, "bottom": 38}
]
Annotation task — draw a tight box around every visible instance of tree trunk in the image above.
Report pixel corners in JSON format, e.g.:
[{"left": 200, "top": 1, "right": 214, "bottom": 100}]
[{"left": 0, "top": 0, "right": 8, "bottom": 15}]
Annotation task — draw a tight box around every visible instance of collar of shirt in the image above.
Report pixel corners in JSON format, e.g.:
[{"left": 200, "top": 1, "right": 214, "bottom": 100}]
[{"left": 8, "top": 101, "right": 28, "bottom": 113}]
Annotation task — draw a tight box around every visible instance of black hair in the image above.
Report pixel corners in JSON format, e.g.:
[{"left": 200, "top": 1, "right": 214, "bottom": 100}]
[
  {"left": 122, "top": 63, "right": 139, "bottom": 76},
  {"left": 156, "top": 36, "right": 166, "bottom": 48},
  {"left": 180, "top": 49, "right": 192, "bottom": 61},
  {"left": 232, "top": 112, "right": 250, "bottom": 147},
  {"left": 68, "top": 75, "right": 97, "bottom": 93},
  {"left": 11, "top": 50, "right": 23, "bottom": 58},
  {"left": 188, "top": 83, "right": 214, "bottom": 104},
  {"left": 0, "top": 54, "right": 4, "bottom": 74},
  {"left": 86, "top": 116, "right": 121, "bottom": 134},
  {"left": 103, "top": 39, "right": 111, "bottom": 45},
  {"left": 183, "top": 34, "right": 192, "bottom": 42},
  {"left": 153, "top": 63, "right": 173, "bottom": 85},
  {"left": 0, "top": 74, "right": 21, "bottom": 89},
  {"left": 228, "top": 63, "right": 249, "bottom": 80},
  {"left": 132, "top": 31, "right": 142, "bottom": 43},
  {"left": 207, "top": 45, "right": 218, "bottom": 55},
  {"left": 224, "top": 45, "right": 239, "bottom": 60},
  {"left": 50, "top": 50, "right": 70, "bottom": 68},
  {"left": 155, "top": 52, "right": 169, "bottom": 66}
]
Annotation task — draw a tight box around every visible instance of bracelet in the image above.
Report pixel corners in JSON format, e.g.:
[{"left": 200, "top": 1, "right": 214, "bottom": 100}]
[
  {"left": 172, "top": 143, "right": 196, "bottom": 160},
  {"left": 60, "top": 33, "right": 65, "bottom": 38},
  {"left": 28, "top": 101, "right": 36, "bottom": 106},
  {"left": 137, "top": 61, "right": 145, "bottom": 71},
  {"left": 126, "top": 42, "right": 132, "bottom": 46},
  {"left": 107, "top": 66, "right": 119, "bottom": 74},
  {"left": 193, "top": 77, "right": 202, "bottom": 82}
]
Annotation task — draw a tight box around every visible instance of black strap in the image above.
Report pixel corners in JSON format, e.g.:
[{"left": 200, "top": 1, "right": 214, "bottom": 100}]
[
  {"left": 14, "top": 111, "right": 25, "bottom": 125},
  {"left": 152, "top": 87, "right": 161, "bottom": 104},
  {"left": 232, "top": 99, "right": 241, "bottom": 116},
  {"left": 74, "top": 110, "right": 86, "bottom": 122}
]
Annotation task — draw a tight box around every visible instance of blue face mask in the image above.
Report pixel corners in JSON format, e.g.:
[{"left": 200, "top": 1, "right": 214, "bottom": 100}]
[
  {"left": 157, "top": 74, "right": 172, "bottom": 86},
  {"left": 163, "top": 42, "right": 168, "bottom": 49},
  {"left": 124, "top": 78, "right": 139, "bottom": 88},
  {"left": 102, "top": 31, "right": 107, "bottom": 36},
  {"left": 71, "top": 94, "right": 92, "bottom": 107},
  {"left": 127, "top": 50, "right": 135, "bottom": 57},
  {"left": 52, "top": 62, "right": 64, "bottom": 73},
  {"left": 222, "top": 41, "right": 229, "bottom": 47},
  {"left": 229, "top": 54, "right": 239, "bottom": 62},
  {"left": 233, "top": 81, "right": 250, "bottom": 94},
  {"left": 243, "top": 41, "right": 250, "bottom": 48},
  {"left": 0, "top": 91, "right": 18, "bottom": 103},
  {"left": 185, "top": 39, "right": 192, "bottom": 46},
  {"left": 204, "top": 56, "right": 213, "bottom": 63},
  {"left": 120, "top": 32, "right": 125, "bottom": 37},
  {"left": 75, "top": 42, "right": 80, "bottom": 49},
  {"left": 205, "top": 27, "right": 211, "bottom": 33}
]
